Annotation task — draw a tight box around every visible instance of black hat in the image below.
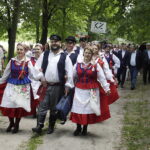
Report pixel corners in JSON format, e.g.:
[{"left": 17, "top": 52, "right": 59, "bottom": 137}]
[
  {"left": 50, "top": 34, "right": 61, "bottom": 41},
  {"left": 79, "top": 37, "right": 88, "bottom": 42},
  {"left": 65, "top": 36, "right": 76, "bottom": 43}
]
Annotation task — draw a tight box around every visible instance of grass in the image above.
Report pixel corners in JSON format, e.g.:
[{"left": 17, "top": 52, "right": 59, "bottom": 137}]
[
  {"left": 119, "top": 79, "right": 150, "bottom": 150},
  {"left": 18, "top": 122, "right": 49, "bottom": 150}
]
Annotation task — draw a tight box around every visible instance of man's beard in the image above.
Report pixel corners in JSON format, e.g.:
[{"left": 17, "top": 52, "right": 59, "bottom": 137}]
[{"left": 51, "top": 45, "right": 60, "bottom": 51}]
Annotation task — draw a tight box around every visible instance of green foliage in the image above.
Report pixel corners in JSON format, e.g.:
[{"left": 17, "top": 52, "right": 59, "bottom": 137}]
[{"left": 0, "top": 0, "right": 150, "bottom": 43}]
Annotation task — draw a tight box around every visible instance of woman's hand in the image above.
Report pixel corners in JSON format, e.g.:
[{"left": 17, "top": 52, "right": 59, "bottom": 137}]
[{"left": 106, "top": 90, "right": 111, "bottom": 96}]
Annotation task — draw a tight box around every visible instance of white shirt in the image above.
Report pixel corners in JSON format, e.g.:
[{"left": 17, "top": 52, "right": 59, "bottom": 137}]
[
  {"left": 130, "top": 51, "right": 136, "bottom": 66},
  {"left": 122, "top": 50, "right": 126, "bottom": 58},
  {"left": 98, "top": 52, "right": 115, "bottom": 82},
  {"left": 148, "top": 50, "right": 150, "bottom": 59},
  {"left": 35, "top": 50, "right": 74, "bottom": 88}
]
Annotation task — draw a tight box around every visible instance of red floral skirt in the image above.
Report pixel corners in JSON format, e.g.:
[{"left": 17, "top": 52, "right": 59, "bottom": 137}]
[{"left": 0, "top": 83, "right": 39, "bottom": 118}]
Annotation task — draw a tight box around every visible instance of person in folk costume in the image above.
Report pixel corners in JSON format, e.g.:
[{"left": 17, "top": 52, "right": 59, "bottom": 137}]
[
  {"left": 30, "top": 43, "right": 43, "bottom": 117},
  {"left": 31, "top": 43, "right": 43, "bottom": 66},
  {"left": 0, "top": 43, "right": 43, "bottom": 133},
  {"left": 70, "top": 46, "right": 111, "bottom": 136},
  {"left": 92, "top": 44, "right": 119, "bottom": 105},
  {"left": 64, "top": 36, "right": 80, "bottom": 65},
  {"left": 57, "top": 36, "right": 80, "bottom": 124},
  {"left": 32, "top": 34, "right": 74, "bottom": 134},
  {"left": 76, "top": 36, "right": 88, "bottom": 62},
  {"left": 103, "top": 44, "right": 120, "bottom": 76}
]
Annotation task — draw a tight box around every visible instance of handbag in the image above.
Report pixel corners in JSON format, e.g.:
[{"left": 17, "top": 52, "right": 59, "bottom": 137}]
[
  {"left": 56, "top": 93, "right": 73, "bottom": 121},
  {"left": 89, "top": 89, "right": 100, "bottom": 116}
]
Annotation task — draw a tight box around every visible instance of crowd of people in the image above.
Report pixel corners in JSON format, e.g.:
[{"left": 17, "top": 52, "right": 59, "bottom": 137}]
[{"left": 0, "top": 35, "right": 149, "bottom": 136}]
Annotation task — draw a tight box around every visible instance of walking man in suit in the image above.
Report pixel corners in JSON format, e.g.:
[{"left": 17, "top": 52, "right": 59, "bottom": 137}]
[
  {"left": 128, "top": 44, "right": 142, "bottom": 90},
  {"left": 117, "top": 43, "right": 130, "bottom": 88},
  {"left": 143, "top": 43, "right": 150, "bottom": 85}
]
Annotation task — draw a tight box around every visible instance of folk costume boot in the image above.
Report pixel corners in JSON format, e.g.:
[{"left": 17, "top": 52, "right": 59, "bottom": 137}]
[
  {"left": 82, "top": 125, "right": 88, "bottom": 136},
  {"left": 32, "top": 115, "right": 45, "bottom": 134},
  {"left": 6, "top": 117, "right": 14, "bottom": 132},
  {"left": 47, "top": 115, "right": 57, "bottom": 134},
  {"left": 12, "top": 118, "right": 21, "bottom": 134},
  {"left": 73, "top": 124, "right": 82, "bottom": 136}
]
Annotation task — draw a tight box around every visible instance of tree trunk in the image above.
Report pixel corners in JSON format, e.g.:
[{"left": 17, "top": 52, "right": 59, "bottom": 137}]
[
  {"left": 40, "top": 0, "right": 49, "bottom": 45},
  {"left": 7, "top": 0, "right": 21, "bottom": 60}
]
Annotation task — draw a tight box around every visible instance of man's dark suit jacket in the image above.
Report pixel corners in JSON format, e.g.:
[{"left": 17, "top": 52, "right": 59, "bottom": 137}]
[
  {"left": 142, "top": 50, "right": 150, "bottom": 67},
  {"left": 128, "top": 50, "right": 142, "bottom": 70},
  {"left": 117, "top": 50, "right": 130, "bottom": 68}
]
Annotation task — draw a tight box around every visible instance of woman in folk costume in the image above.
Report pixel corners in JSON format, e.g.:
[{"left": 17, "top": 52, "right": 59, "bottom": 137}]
[
  {"left": 92, "top": 44, "right": 119, "bottom": 105},
  {"left": 30, "top": 43, "right": 43, "bottom": 117},
  {"left": 0, "top": 43, "right": 42, "bottom": 133},
  {"left": 70, "top": 46, "right": 111, "bottom": 136}
]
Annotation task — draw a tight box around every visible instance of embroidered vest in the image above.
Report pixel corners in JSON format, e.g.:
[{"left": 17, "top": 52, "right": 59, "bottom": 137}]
[
  {"left": 75, "top": 63, "right": 99, "bottom": 89},
  {"left": 7, "top": 60, "right": 31, "bottom": 85},
  {"left": 41, "top": 50, "right": 67, "bottom": 84}
]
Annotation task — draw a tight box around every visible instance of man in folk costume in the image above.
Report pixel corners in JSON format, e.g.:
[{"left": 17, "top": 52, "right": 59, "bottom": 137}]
[
  {"left": 32, "top": 35, "right": 74, "bottom": 134},
  {"left": 64, "top": 36, "right": 79, "bottom": 65}
]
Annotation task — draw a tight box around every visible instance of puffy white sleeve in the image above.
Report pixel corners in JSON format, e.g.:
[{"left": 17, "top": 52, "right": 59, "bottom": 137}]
[
  {"left": 65, "top": 55, "right": 74, "bottom": 88},
  {"left": 35, "top": 52, "right": 44, "bottom": 69},
  {"left": 102, "top": 57, "right": 114, "bottom": 82},
  {"left": 97, "top": 63, "right": 110, "bottom": 92},
  {"left": 73, "top": 63, "right": 77, "bottom": 78},
  {"left": 112, "top": 54, "right": 120, "bottom": 69},
  {"left": 0, "top": 60, "right": 11, "bottom": 84},
  {"left": 28, "top": 61, "right": 44, "bottom": 81}
]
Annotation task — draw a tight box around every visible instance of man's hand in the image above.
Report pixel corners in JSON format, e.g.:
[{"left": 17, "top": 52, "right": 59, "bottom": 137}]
[
  {"left": 41, "top": 80, "right": 47, "bottom": 87},
  {"left": 64, "top": 86, "right": 70, "bottom": 97}
]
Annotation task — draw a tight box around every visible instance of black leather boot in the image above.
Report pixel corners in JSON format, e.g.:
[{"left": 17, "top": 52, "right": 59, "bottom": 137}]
[
  {"left": 32, "top": 115, "right": 45, "bottom": 134},
  {"left": 12, "top": 118, "right": 21, "bottom": 134},
  {"left": 47, "top": 114, "right": 56, "bottom": 134},
  {"left": 82, "top": 125, "right": 88, "bottom": 136},
  {"left": 73, "top": 124, "right": 82, "bottom": 136},
  {"left": 6, "top": 117, "right": 14, "bottom": 132}
]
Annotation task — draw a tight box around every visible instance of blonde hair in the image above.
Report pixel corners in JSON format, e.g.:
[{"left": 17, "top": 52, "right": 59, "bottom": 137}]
[{"left": 84, "top": 46, "right": 94, "bottom": 55}]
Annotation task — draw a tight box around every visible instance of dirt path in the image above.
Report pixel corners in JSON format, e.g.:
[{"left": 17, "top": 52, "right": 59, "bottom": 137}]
[
  {"left": 37, "top": 89, "right": 126, "bottom": 150},
  {"left": 0, "top": 89, "right": 126, "bottom": 150}
]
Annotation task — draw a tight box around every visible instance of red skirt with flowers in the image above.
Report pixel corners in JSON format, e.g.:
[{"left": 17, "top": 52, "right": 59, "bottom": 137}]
[
  {"left": 0, "top": 83, "right": 39, "bottom": 118},
  {"left": 70, "top": 85, "right": 111, "bottom": 125}
]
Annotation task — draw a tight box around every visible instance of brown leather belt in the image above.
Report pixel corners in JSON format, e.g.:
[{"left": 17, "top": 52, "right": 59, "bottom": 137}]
[{"left": 47, "top": 82, "right": 62, "bottom": 86}]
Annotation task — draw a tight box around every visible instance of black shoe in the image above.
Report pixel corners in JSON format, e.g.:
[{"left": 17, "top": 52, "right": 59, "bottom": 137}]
[
  {"left": 12, "top": 125, "right": 19, "bottom": 134},
  {"left": 6, "top": 123, "right": 14, "bottom": 132},
  {"left": 47, "top": 122, "right": 55, "bottom": 134},
  {"left": 82, "top": 125, "right": 88, "bottom": 136},
  {"left": 82, "top": 130, "right": 87, "bottom": 136},
  {"left": 32, "top": 125, "right": 43, "bottom": 134},
  {"left": 73, "top": 129, "right": 82, "bottom": 136},
  {"left": 73, "top": 125, "right": 82, "bottom": 136},
  {"left": 47, "top": 127, "right": 54, "bottom": 134},
  {"left": 131, "top": 87, "right": 135, "bottom": 90}
]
